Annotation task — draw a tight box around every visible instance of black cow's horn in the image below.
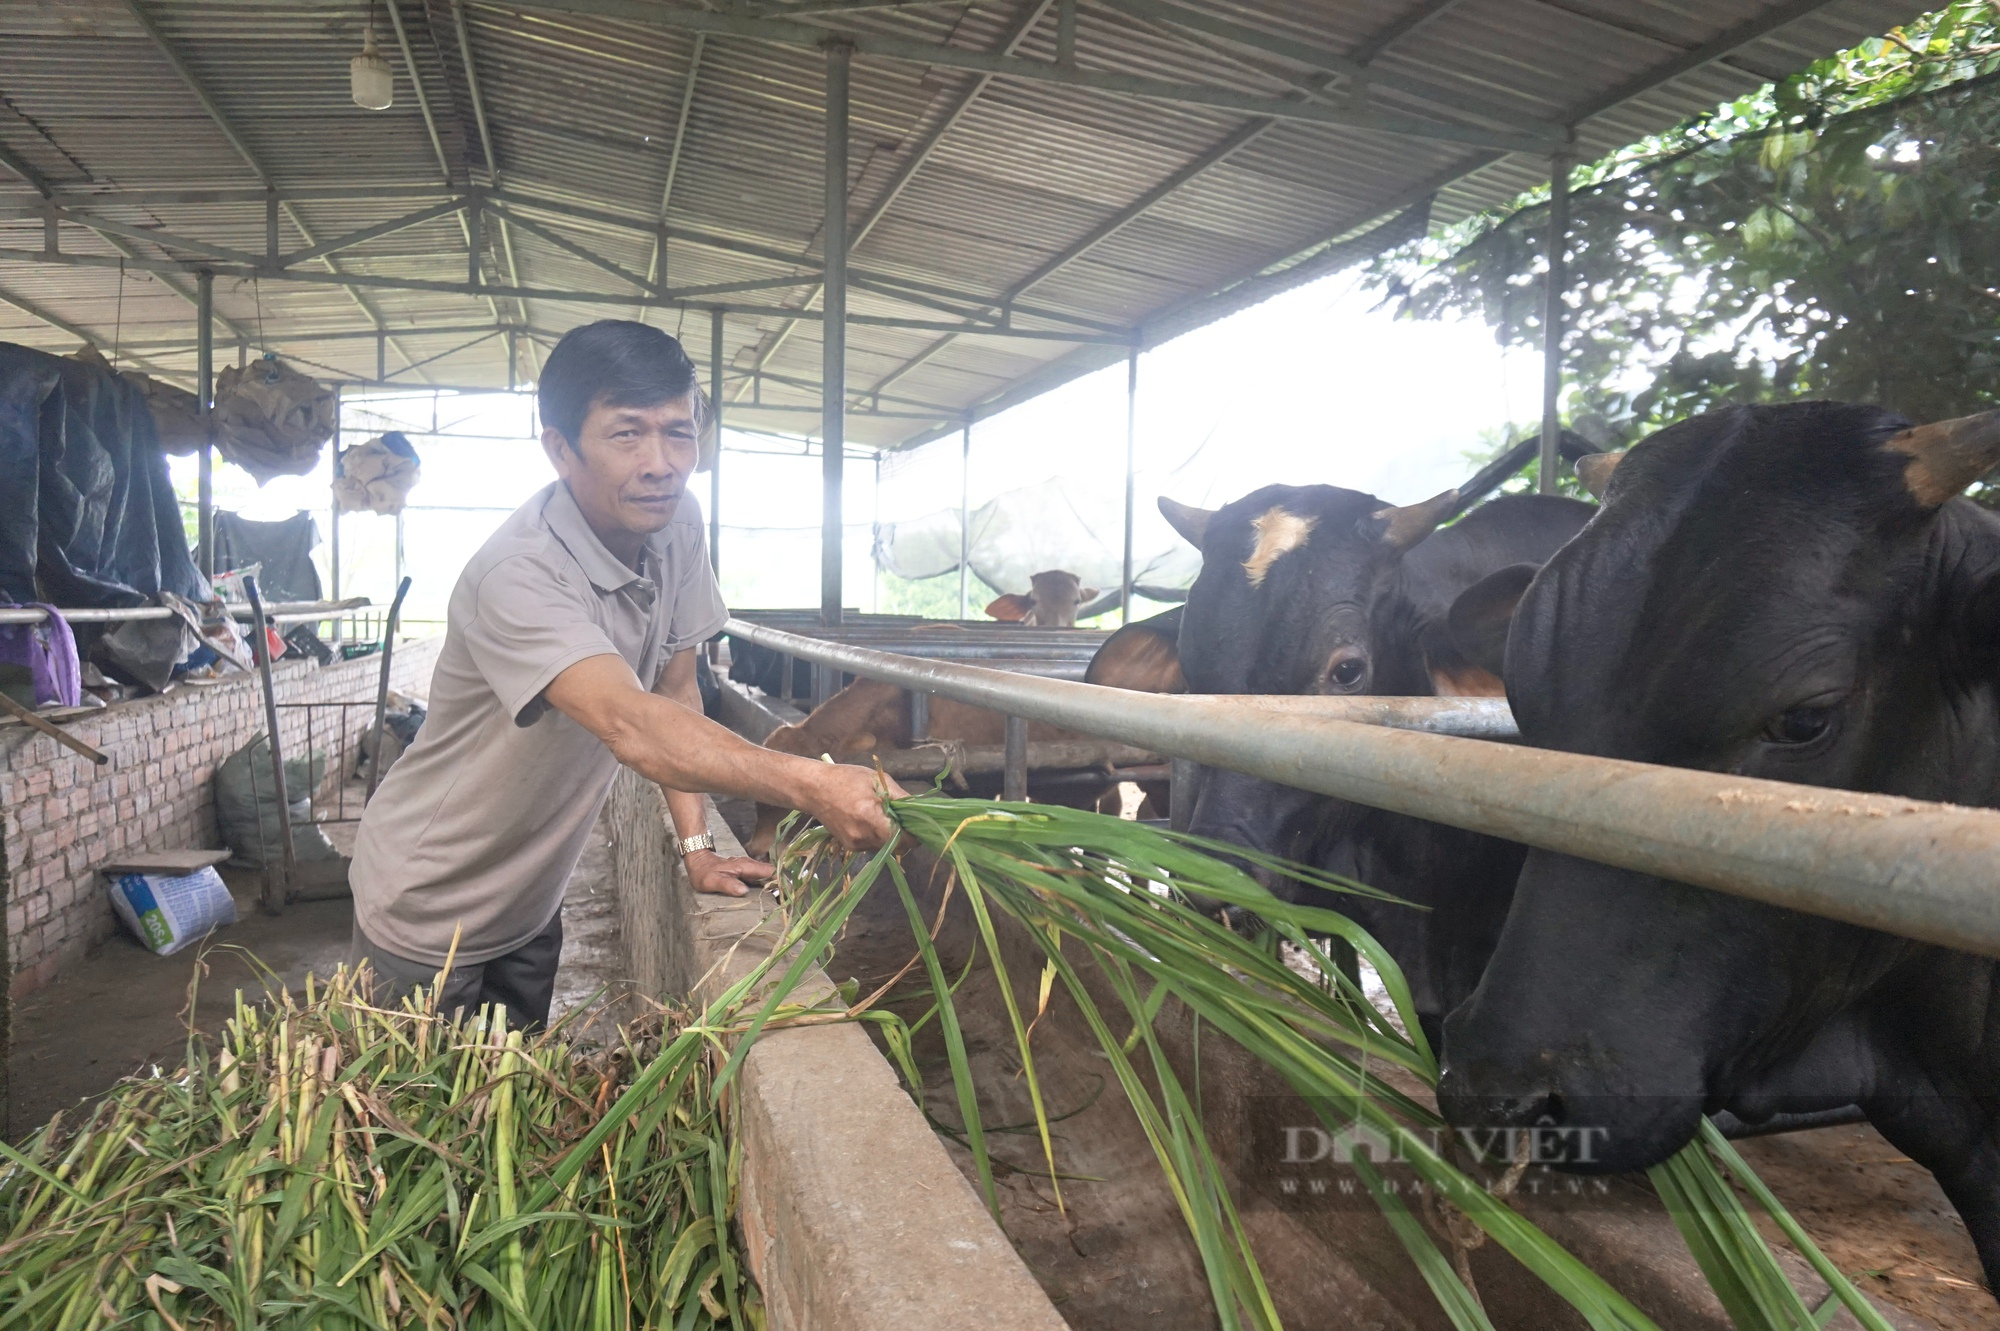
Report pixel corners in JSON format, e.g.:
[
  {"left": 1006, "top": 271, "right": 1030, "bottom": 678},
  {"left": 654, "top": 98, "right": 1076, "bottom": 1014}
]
[
  {"left": 1369, "top": 488, "right": 1458, "bottom": 551},
  {"left": 1574, "top": 451, "right": 1625, "bottom": 500},
  {"left": 1159, "top": 496, "right": 1215, "bottom": 549},
  {"left": 1885, "top": 409, "right": 2000, "bottom": 506}
]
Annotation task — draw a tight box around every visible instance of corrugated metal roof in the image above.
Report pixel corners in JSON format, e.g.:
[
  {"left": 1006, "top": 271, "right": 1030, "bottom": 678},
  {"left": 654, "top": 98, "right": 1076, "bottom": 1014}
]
[{"left": 0, "top": 0, "right": 1927, "bottom": 447}]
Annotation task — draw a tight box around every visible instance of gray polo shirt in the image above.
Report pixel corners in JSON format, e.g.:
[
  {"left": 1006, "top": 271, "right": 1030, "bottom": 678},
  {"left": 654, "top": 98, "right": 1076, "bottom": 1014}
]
[{"left": 351, "top": 481, "right": 728, "bottom": 966}]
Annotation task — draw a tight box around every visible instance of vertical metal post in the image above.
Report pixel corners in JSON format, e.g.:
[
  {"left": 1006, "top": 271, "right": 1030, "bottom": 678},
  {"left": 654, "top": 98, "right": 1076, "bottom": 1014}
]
[
  {"left": 820, "top": 39, "right": 851, "bottom": 628},
  {"left": 395, "top": 511, "right": 406, "bottom": 590},
  {"left": 506, "top": 327, "right": 518, "bottom": 391},
  {"left": 958, "top": 421, "right": 971, "bottom": 620},
  {"left": 1539, "top": 154, "right": 1570, "bottom": 495},
  {"left": 367, "top": 576, "right": 412, "bottom": 802},
  {"left": 467, "top": 197, "right": 484, "bottom": 288},
  {"left": 243, "top": 575, "right": 297, "bottom": 914},
  {"left": 872, "top": 452, "right": 882, "bottom": 613},
  {"left": 264, "top": 188, "right": 279, "bottom": 265},
  {"left": 329, "top": 386, "right": 342, "bottom": 645},
  {"left": 1169, "top": 757, "right": 1199, "bottom": 832},
  {"left": 376, "top": 331, "right": 386, "bottom": 384},
  {"left": 1003, "top": 715, "right": 1028, "bottom": 802},
  {"left": 710, "top": 308, "right": 724, "bottom": 577},
  {"left": 1056, "top": 0, "right": 1076, "bottom": 65},
  {"left": 196, "top": 270, "right": 214, "bottom": 579},
  {"left": 1121, "top": 347, "right": 1138, "bottom": 624},
  {"left": 908, "top": 690, "right": 930, "bottom": 743}
]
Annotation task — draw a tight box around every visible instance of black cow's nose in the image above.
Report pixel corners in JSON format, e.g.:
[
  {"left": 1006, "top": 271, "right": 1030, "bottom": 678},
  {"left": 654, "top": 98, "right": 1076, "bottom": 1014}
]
[
  {"left": 1437, "top": 1063, "right": 1567, "bottom": 1131},
  {"left": 1495, "top": 1090, "right": 1565, "bottom": 1126}
]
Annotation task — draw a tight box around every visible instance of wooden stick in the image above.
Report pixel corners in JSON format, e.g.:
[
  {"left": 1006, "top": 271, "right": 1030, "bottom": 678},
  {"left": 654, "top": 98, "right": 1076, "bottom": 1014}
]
[{"left": 0, "top": 691, "right": 110, "bottom": 765}]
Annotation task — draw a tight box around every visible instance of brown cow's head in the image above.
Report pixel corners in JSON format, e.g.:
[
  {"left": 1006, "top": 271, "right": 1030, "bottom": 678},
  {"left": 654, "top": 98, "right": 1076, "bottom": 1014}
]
[{"left": 985, "top": 569, "right": 1099, "bottom": 627}]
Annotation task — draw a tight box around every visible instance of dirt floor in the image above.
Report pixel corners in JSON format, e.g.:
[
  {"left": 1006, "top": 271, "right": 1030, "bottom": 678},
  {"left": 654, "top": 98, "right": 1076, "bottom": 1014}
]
[
  {"left": 1734, "top": 1126, "right": 1992, "bottom": 1330},
  {"left": 5, "top": 799, "right": 630, "bottom": 1141}
]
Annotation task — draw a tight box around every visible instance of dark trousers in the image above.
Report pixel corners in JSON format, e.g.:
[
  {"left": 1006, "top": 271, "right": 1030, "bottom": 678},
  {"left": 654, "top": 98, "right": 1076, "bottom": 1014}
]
[{"left": 347, "top": 910, "right": 564, "bottom": 1032}]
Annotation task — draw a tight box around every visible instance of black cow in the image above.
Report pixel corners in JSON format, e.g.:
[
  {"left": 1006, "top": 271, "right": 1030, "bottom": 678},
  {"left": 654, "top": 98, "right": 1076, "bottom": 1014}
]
[
  {"left": 1165, "top": 484, "right": 1595, "bottom": 1040},
  {"left": 1436, "top": 402, "right": 2000, "bottom": 1301}
]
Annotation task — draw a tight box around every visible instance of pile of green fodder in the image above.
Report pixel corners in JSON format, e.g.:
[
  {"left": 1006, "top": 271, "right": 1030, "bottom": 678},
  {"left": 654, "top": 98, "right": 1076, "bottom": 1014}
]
[
  {"left": 0, "top": 970, "right": 758, "bottom": 1331},
  {"left": 765, "top": 795, "right": 1898, "bottom": 1331}
]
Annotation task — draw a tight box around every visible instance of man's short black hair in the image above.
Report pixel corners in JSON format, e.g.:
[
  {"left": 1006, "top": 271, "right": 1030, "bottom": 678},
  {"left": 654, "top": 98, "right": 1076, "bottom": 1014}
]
[{"left": 539, "top": 320, "right": 710, "bottom": 446}]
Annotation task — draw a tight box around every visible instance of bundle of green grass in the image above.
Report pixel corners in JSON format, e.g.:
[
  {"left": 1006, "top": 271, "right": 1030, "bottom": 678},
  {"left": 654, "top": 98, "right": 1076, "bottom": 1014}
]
[{"left": 0, "top": 972, "right": 756, "bottom": 1331}]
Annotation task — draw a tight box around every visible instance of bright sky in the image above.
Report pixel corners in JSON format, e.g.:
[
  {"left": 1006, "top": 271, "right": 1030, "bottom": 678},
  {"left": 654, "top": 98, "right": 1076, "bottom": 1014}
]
[{"left": 174, "top": 267, "right": 1543, "bottom": 620}]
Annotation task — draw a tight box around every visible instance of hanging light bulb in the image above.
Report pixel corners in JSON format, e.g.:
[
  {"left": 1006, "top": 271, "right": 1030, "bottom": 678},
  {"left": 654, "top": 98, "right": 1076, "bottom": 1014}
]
[{"left": 351, "top": 7, "right": 393, "bottom": 110}]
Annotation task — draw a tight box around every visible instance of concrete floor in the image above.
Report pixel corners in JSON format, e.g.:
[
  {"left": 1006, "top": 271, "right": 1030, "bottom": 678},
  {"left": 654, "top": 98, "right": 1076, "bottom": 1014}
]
[{"left": 6, "top": 807, "right": 629, "bottom": 1141}]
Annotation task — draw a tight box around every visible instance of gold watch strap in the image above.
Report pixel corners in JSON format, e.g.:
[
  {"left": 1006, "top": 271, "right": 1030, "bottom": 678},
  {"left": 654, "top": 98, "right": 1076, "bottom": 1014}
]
[{"left": 676, "top": 832, "right": 716, "bottom": 857}]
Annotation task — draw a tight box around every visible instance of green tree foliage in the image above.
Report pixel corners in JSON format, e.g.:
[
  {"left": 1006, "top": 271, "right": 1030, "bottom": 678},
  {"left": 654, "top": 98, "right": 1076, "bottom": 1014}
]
[
  {"left": 876, "top": 569, "right": 1001, "bottom": 619},
  {"left": 1370, "top": 5, "right": 2000, "bottom": 447}
]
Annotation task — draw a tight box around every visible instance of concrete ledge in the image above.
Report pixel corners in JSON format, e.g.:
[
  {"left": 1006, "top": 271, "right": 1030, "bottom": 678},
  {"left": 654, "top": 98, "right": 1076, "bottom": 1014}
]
[{"left": 605, "top": 769, "right": 1067, "bottom": 1331}]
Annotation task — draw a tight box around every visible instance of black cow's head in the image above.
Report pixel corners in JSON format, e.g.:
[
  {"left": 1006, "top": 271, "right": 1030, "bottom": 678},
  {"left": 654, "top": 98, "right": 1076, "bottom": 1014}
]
[
  {"left": 1439, "top": 401, "right": 2000, "bottom": 1173},
  {"left": 1167, "top": 484, "right": 1457, "bottom": 878}
]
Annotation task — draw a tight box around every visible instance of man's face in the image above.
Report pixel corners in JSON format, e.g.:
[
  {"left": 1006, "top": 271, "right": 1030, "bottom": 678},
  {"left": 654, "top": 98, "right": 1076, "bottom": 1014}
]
[{"left": 543, "top": 394, "right": 700, "bottom": 547}]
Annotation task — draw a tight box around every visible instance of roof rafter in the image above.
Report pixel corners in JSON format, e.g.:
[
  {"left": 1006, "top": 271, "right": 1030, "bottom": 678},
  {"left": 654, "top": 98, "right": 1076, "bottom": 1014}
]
[
  {"left": 867, "top": 58, "right": 1336, "bottom": 397},
  {"left": 741, "top": 0, "right": 1058, "bottom": 396},
  {"left": 386, "top": 0, "right": 505, "bottom": 342},
  {"left": 505, "top": 0, "right": 1564, "bottom": 152},
  {"left": 1349, "top": 0, "right": 1468, "bottom": 66},
  {"left": 650, "top": 32, "right": 705, "bottom": 288},
  {"left": 451, "top": 0, "right": 533, "bottom": 337},
  {"left": 1095, "top": 0, "right": 1561, "bottom": 139},
  {"left": 0, "top": 279, "right": 181, "bottom": 379},
  {"left": 888, "top": 0, "right": 1858, "bottom": 450},
  {"left": 0, "top": 245, "right": 1136, "bottom": 343},
  {"left": 120, "top": 0, "right": 430, "bottom": 377}
]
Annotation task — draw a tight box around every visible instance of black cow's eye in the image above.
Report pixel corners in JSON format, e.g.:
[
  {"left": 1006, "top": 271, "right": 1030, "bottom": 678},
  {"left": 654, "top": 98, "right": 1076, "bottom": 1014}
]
[
  {"left": 1764, "top": 705, "right": 1838, "bottom": 747},
  {"left": 1328, "top": 658, "right": 1367, "bottom": 691}
]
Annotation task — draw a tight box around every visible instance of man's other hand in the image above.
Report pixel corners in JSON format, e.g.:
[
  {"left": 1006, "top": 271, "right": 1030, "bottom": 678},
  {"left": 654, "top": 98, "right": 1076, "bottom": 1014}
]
[
  {"left": 686, "top": 850, "right": 776, "bottom": 898},
  {"left": 806, "top": 764, "right": 907, "bottom": 851}
]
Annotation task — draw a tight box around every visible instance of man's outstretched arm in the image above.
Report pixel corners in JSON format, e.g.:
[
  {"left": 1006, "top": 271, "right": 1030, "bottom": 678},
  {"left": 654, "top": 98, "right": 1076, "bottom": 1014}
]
[
  {"left": 653, "top": 648, "right": 772, "bottom": 896},
  {"left": 544, "top": 652, "right": 904, "bottom": 850}
]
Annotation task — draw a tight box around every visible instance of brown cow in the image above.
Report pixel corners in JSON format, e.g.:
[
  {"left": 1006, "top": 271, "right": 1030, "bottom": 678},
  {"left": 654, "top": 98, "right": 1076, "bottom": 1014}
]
[
  {"left": 743, "top": 608, "right": 1186, "bottom": 855},
  {"left": 984, "top": 569, "right": 1098, "bottom": 627}
]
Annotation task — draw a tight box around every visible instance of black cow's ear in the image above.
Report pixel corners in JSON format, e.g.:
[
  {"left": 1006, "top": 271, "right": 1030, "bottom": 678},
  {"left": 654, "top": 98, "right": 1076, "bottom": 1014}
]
[{"left": 1447, "top": 563, "right": 1540, "bottom": 679}]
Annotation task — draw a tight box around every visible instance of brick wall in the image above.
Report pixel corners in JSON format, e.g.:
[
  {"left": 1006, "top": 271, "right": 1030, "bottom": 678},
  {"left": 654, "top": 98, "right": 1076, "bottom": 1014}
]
[{"left": 1, "top": 636, "right": 442, "bottom": 999}]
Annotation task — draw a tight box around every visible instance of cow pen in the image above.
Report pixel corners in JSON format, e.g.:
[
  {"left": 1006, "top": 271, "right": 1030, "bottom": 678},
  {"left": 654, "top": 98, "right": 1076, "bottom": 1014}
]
[{"left": 5, "top": 2, "right": 1992, "bottom": 1328}]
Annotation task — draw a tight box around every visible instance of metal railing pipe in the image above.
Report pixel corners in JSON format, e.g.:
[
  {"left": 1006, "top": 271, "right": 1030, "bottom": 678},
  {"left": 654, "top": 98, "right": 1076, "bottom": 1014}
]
[
  {"left": 724, "top": 617, "right": 2000, "bottom": 959},
  {"left": 0, "top": 598, "right": 372, "bottom": 626}
]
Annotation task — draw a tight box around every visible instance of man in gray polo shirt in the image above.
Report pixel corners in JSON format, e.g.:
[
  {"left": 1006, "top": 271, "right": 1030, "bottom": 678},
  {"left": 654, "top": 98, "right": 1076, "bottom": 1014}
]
[{"left": 350, "top": 320, "right": 900, "bottom": 1028}]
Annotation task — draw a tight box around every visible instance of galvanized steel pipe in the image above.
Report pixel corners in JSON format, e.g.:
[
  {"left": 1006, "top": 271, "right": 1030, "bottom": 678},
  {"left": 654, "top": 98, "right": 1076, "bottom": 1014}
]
[
  {"left": 0, "top": 599, "right": 371, "bottom": 626},
  {"left": 725, "top": 617, "right": 2000, "bottom": 958}
]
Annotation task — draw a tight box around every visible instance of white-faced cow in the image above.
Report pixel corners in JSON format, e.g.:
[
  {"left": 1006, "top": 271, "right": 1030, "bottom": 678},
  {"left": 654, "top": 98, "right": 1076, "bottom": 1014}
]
[
  {"left": 985, "top": 569, "right": 1098, "bottom": 627},
  {"left": 1166, "top": 484, "right": 1596, "bottom": 1041},
  {"left": 1436, "top": 402, "right": 2000, "bottom": 1303}
]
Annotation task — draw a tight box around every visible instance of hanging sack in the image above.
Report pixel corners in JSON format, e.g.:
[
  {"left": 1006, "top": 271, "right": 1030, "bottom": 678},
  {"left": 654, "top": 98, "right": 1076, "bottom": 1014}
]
[
  {"left": 213, "top": 354, "right": 335, "bottom": 483},
  {"left": 334, "top": 431, "right": 422, "bottom": 514}
]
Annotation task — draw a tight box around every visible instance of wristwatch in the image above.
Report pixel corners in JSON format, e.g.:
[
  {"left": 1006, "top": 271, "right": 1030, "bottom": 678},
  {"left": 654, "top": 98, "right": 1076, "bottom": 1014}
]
[{"left": 675, "top": 832, "right": 716, "bottom": 858}]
